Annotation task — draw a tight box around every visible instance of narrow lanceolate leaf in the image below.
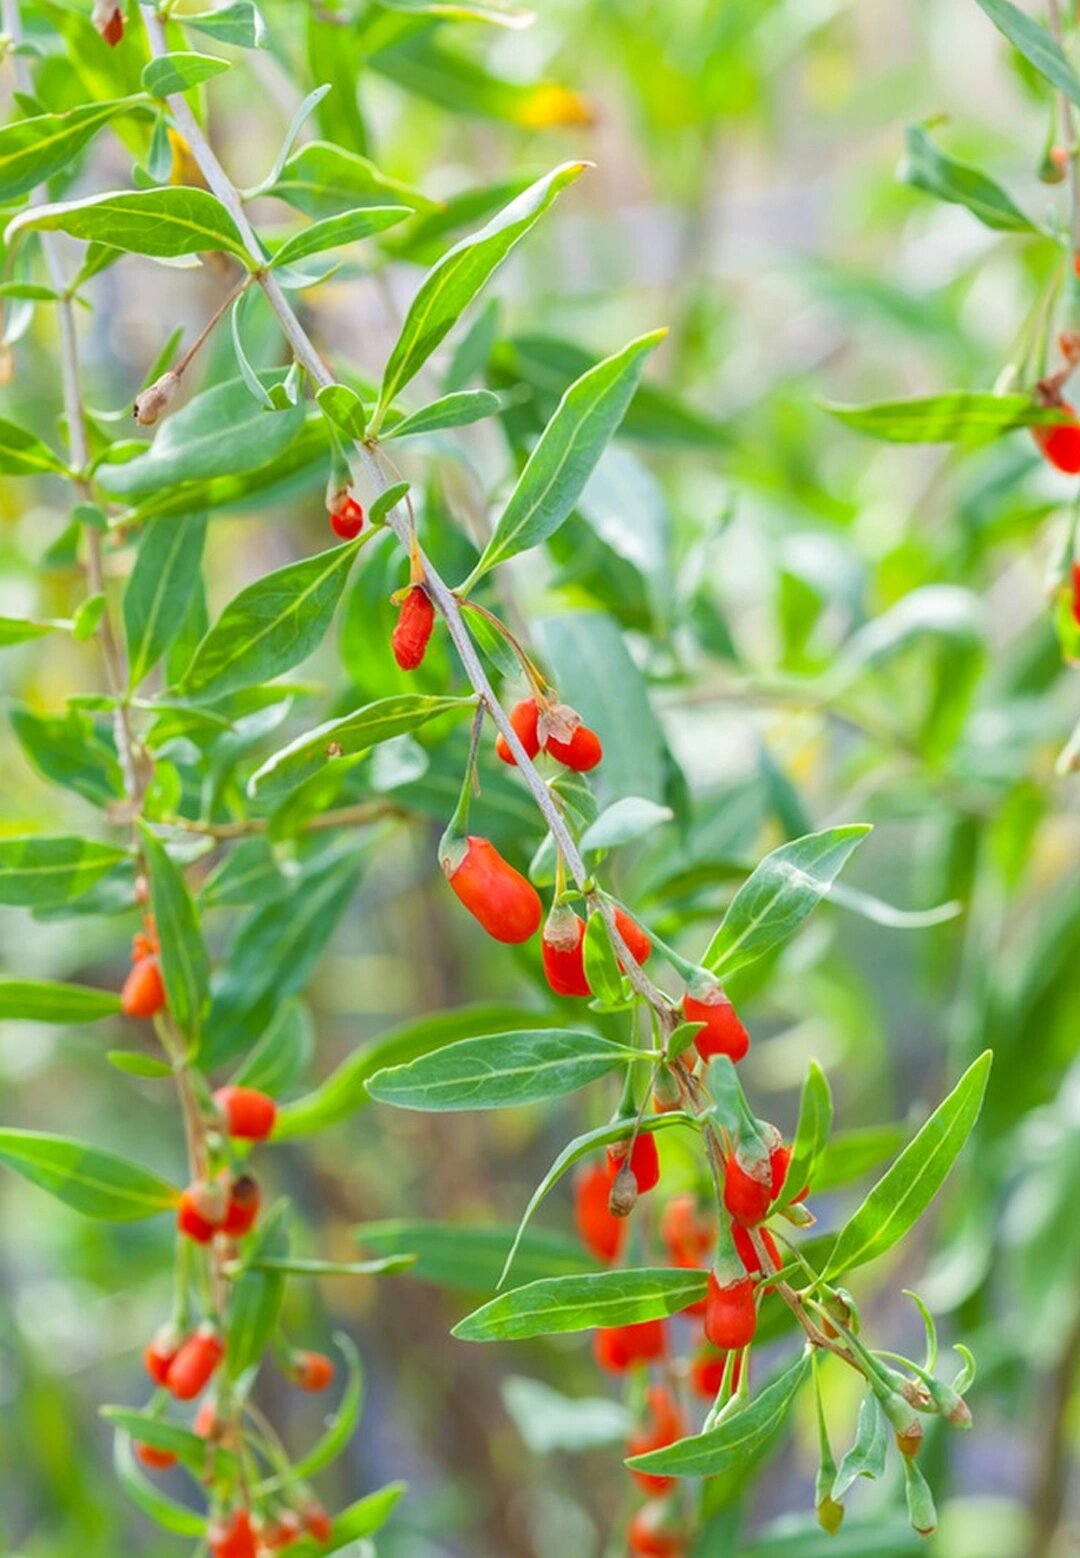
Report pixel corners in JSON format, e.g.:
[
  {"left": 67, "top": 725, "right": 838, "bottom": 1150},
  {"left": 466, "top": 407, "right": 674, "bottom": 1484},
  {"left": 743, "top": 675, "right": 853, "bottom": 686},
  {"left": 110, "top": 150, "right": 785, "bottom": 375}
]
[
  {"left": 184, "top": 1, "right": 268, "bottom": 48},
  {"left": 249, "top": 693, "right": 476, "bottom": 798},
  {"left": 626, "top": 1353, "right": 811, "bottom": 1477},
  {"left": 268, "top": 206, "right": 411, "bottom": 269},
  {"left": 226, "top": 1201, "right": 289, "bottom": 1380},
  {"left": 113, "top": 1434, "right": 206, "bottom": 1537},
  {"left": 0, "top": 617, "right": 58, "bottom": 646},
  {"left": 0, "top": 97, "right": 142, "bottom": 204},
  {"left": 384, "top": 389, "right": 502, "bottom": 439},
  {"left": 244, "top": 1255, "right": 416, "bottom": 1278},
  {"left": 833, "top": 1395, "right": 888, "bottom": 1499},
  {"left": 825, "top": 392, "right": 1059, "bottom": 444},
  {"left": 777, "top": 1060, "right": 832, "bottom": 1211},
  {"left": 453, "top": 1268, "right": 707, "bottom": 1342},
  {"left": 268, "top": 140, "right": 433, "bottom": 221},
  {"left": 466, "top": 330, "right": 664, "bottom": 586},
  {"left": 378, "top": 0, "right": 535, "bottom": 24},
  {"left": 898, "top": 124, "right": 1041, "bottom": 234},
  {"left": 7, "top": 187, "right": 253, "bottom": 266},
  {"left": 182, "top": 540, "right": 363, "bottom": 703},
  {"left": 0, "top": 979, "right": 122, "bottom": 1023},
  {"left": 138, "top": 823, "right": 210, "bottom": 1043},
  {"left": 374, "top": 162, "right": 586, "bottom": 425},
  {"left": 0, "top": 1129, "right": 178, "bottom": 1220},
  {"left": 824, "top": 1051, "right": 993, "bottom": 1280},
  {"left": 704, "top": 826, "right": 871, "bottom": 977},
  {"left": 354, "top": 1220, "right": 596, "bottom": 1291},
  {"left": 277, "top": 1333, "right": 364, "bottom": 1486},
  {"left": 141, "top": 52, "right": 232, "bottom": 97},
  {"left": 124, "top": 515, "right": 207, "bottom": 689},
  {"left": 0, "top": 416, "right": 67, "bottom": 476},
  {"left": 973, "top": 0, "right": 1080, "bottom": 109},
  {"left": 0, "top": 837, "right": 128, "bottom": 907},
  {"left": 366, "top": 1029, "right": 634, "bottom": 1112}
]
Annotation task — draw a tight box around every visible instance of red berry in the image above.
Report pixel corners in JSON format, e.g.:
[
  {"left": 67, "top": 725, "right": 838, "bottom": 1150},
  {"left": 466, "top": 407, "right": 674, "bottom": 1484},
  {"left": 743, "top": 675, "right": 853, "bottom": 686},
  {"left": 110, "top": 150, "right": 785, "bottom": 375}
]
[
  {"left": 704, "top": 1271, "right": 757, "bottom": 1351},
  {"left": 659, "top": 1195, "right": 713, "bottom": 1266},
  {"left": 328, "top": 494, "right": 364, "bottom": 540},
  {"left": 574, "top": 1161, "right": 627, "bottom": 1264},
  {"left": 221, "top": 1173, "right": 261, "bottom": 1237},
  {"left": 303, "top": 1505, "right": 333, "bottom": 1545},
  {"left": 495, "top": 698, "right": 542, "bottom": 766},
  {"left": 592, "top": 1318, "right": 666, "bottom": 1373},
  {"left": 1033, "top": 403, "right": 1080, "bottom": 473},
  {"left": 94, "top": 2, "right": 124, "bottom": 47},
  {"left": 135, "top": 1441, "right": 177, "bottom": 1470},
  {"left": 177, "top": 1185, "right": 225, "bottom": 1244},
  {"left": 607, "top": 1132, "right": 660, "bottom": 1195},
  {"left": 545, "top": 722, "right": 603, "bottom": 772},
  {"left": 723, "top": 1150, "right": 773, "bottom": 1227},
  {"left": 193, "top": 1398, "right": 219, "bottom": 1439},
  {"left": 391, "top": 585, "right": 435, "bottom": 670},
  {"left": 263, "top": 1514, "right": 304, "bottom": 1550},
  {"left": 541, "top": 908, "right": 591, "bottom": 997},
  {"left": 213, "top": 1086, "right": 277, "bottom": 1142},
  {"left": 690, "top": 1345, "right": 744, "bottom": 1399},
  {"left": 121, "top": 955, "right": 165, "bottom": 1019},
  {"left": 208, "top": 1509, "right": 257, "bottom": 1558},
  {"left": 144, "top": 1326, "right": 180, "bottom": 1387},
  {"left": 442, "top": 835, "right": 542, "bottom": 944},
  {"left": 627, "top": 1503, "right": 686, "bottom": 1558},
  {"left": 683, "top": 986, "right": 749, "bottom": 1064},
  {"left": 167, "top": 1326, "right": 224, "bottom": 1401},
  {"left": 291, "top": 1351, "right": 335, "bottom": 1392},
  {"left": 614, "top": 908, "right": 651, "bottom": 970},
  {"left": 732, "top": 1221, "right": 782, "bottom": 1281},
  {"left": 627, "top": 1384, "right": 684, "bottom": 1495}
]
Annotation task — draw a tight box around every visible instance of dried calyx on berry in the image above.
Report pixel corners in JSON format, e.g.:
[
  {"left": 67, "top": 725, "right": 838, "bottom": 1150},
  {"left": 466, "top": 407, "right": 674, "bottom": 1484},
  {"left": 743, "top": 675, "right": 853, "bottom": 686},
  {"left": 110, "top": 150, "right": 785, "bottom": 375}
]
[
  {"left": 91, "top": 0, "right": 124, "bottom": 46},
  {"left": 495, "top": 695, "right": 603, "bottom": 772},
  {"left": 681, "top": 972, "right": 750, "bottom": 1064}
]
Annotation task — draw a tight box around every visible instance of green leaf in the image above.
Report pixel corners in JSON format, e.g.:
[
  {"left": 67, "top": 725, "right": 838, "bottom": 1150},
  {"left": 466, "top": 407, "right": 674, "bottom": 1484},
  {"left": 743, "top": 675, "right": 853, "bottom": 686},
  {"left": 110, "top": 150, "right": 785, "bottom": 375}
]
[
  {"left": 833, "top": 1395, "right": 888, "bottom": 1499},
  {"left": 288, "top": 1484, "right": 405, "bottom": 1554},
  {"left": 366, "top": 1029, "right": 634, "bottom": 1112},
  {"left": 824, "top": 392, "right": 1057, "bottom": 444},
  {"left": 898, "top": 123, "right": 1041, "bottom": 234},
  {"left": 0, "top": 1129, "right": 178, "bottom": 1220},
  {"left": 369, "top": 481, "right": 410, "bottom": 526},
  {"left": 231, "top": 1000, "right": 312, "bottom": 1096},
  {"left": 778, "top": 1060, "right": 832, "bottom": 1210},
  {"left": 181, "top": 539, "right": 363, "bottom": 703},
  {"left": 100, "top": 1408, "right": 218, "bottom": 1473},
  {"left": 269, "top": 206, "right": 411, "bottom": 270},
  {"left": 0, "top": 416, "right": 67, "bottom": 475},
  {"left": 626, "top": 1352, "right": 811, "bottom": 1477},
  {"left": 0, "top": 96, "right": 142, "bottom": 204},
  {"left": 277, "top": 1332, "right": 364, "bottom": 1486},
  {"left": 373, "top": 162, "right": 586, "bottom": 426},
  {"left": 453, "top": 1267, "right": 706, "bottom": 1342},
  {"left": 249, "top": 693, "right": 475, "bottom": 798},
  {"left": 138, "top": 823, "right": 210, "bottom": 1043},
  {"left": 580, "top": 797, "right": 674, "bottom": 853},
  {"left": 384, "top": 389, "right": 501, "bottom": 439},
  {"left": 0, "top": 979, "right": 121, "bottom": 1023},
  {"left": 376, "top": 0, "right": 535, "bottom": 23},
  {"left": 184, "top": 1, "right": 268, "bottom": 48},
  {"left": 813, "top": 1125, "right": 908, "bottom": 1193},
  {"left": 268, "top": 140, "right": 433, "bottom": 221},
  {"left": 226, "top": 1200, "right": 289, "bottom": 1380},
  {"left": 0, "top": 837, "right": 128, "bottom": 907},
  {"left": 98, "top": 378, "right": 307, "bottom": 499},
  {"left": 316, "top": 382, "right": 367, "bottom": 440},
  {"left": 141, "top": 52, "right": 231, "bottom": 97},
  {"left": 824, "top": 1052, "right": 993, "bottom": 1280},
  {"left": 502, "top": 1376, "right": 629, "bottom": 1454},
  {"left": 7, "top": 187, "right": 253, "bottom": 265},
  {"left": 123, "top": 515, "right": 207, "bottom": 689},
  {"left": 703, "top": 826, "right": 872, "bottom": 977},
  {"left": 354, "top": 1219, "right": 596, "bottom": 1290},
  {"left": 11, "top": 706, "right": 125, "bottom": 807},
  {"left": 973, "top": 0, "right": 1080, "bottom": 108},
  {"left": 107, "top": 1050, "right": 174, "bottom": 1079},
  {"left": 245, "top": 1255, "right": 415, "bottom": 1278},
  {"left": 0, "top": 617, "right": 59, "bottom": 646},
  {"left": 466, "top": 330, "right": 664, "bottom": 585},
  {"left": 113, "top": 1434, "right": 206, "bottom": 1536}
]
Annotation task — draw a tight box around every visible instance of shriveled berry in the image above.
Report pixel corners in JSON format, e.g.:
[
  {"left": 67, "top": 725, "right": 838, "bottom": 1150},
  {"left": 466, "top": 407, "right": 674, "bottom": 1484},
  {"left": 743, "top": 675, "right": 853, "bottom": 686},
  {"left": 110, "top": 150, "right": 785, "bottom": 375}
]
[
  {"left": 121, "top": 955, "right": 165, "bottom": 1019},
  {"left": 221, "top": 1173, "right": 260, "bottom": 1237},
  {"left": 328, "top": 494, "right": 364, "bottom": 540},
  {"left": 290, "top": 1350, "right": 335, "bottom": 1392},
  {"left": 167, "top": 1326, "right": 224, "bottom": 1401},
  {"left": 704, "top": 1271, "right": 757, "bottom": 1351},
  {"left": 592, "top": 1318, "right": 666, "bottom": 1373},
  {"left": 391, "top": 585, "right": 435, "bottom": 670},
  {"left": 606, "top": 1131, "right": 660, "bottom": 1196},
  {"left": 683, "top": 986, "right": 749, "bottom": 1064},
  {"left": 627, "top": 1502, "right": 686, "bottom": 1558},
  {"left": 135, "top": 1441, "right": 178, "bottom": 1470},
  {"left": 495, "top": 698, "right": 542, "bottom": 766},
  {"left": 1033, "top": 402, "right": 1080, "bottom": 473},
  {"left": 208, "top": 1508, "right": 257, "bottom": 1558},
  {"left": 628, "top": 1384, "right": 684, "bottom": 1496},
  {"left": 545, "top": 722, "right": 603, "bottom": 772},
  {"left": 574, "top": 1161, "right": 627, "bottom": 1264},
  {"left": 541, "top": 909, "right": 590, "bottom": 997},
  {"left": 213, "top": 1086, "right": 277, "bottom": 1142},
  {"left": 442, "top": 835, "right": 542, "bottom": 944},
  {"left": 144, "top": 1325, "right": 180, "bottom": 1387},
  {"left": 614, "top": 908, "right": 651, "bottom": 970}
]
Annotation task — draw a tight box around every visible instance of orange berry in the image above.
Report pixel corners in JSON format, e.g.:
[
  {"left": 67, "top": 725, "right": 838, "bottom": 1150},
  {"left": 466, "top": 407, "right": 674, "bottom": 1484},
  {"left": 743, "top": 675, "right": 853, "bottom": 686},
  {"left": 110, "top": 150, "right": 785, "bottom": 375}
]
[{"left": 442, "top": 835, "right": 542, "bottom": 944}]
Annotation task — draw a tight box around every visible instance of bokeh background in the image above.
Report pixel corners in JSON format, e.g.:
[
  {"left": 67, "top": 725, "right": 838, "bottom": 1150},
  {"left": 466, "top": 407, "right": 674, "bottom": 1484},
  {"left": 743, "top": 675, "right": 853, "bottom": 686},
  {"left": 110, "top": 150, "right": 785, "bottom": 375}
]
[{"left": 3, "top": 1, "right": 1080, "bottom": 1555}]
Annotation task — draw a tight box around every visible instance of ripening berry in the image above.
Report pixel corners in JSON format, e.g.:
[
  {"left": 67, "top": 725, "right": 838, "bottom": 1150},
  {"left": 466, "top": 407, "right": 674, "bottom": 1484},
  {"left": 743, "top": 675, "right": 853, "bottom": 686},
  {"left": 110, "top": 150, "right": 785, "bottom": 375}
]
[
  {"left": 574, "top": 1161, "right": 627, "bottom": 1263},
  {"left": 495, "top": 698, "right": 542, "bottom": 766},
  {"left": 177, "top": 1183, "right": 226, "bottom": 1244},
  {"left": 704, "top": 1271, "right": 757, "bottom": 1351},
  {"left": 545, "top": 722, "right": 603, "bottom": 772},
  {"left": 303, "top": 1505, "right": 333, "bottom": 1545},
  {"left": 592, "top": 1318, "right": 667, "bottom": 1373},
  {"left": 193, "top": 1398, "right": 219, "bottom": 1439},
  {"left": 1033, "top": 403, "right": 1080, "bottom": 474},
  {"left": 689, "top": 1345, "right": 744, "bottom": 1399},
  {"left": 613, "top": 908, "right": 651, "bottom": 970},
  {"left": 328, "top": 493, "right": 364, "bottom": 540},
  {"left": 627, "top": 1384, "right": 684, "bottom": 1495},
  {"left": 135, "top": 1441, "right": 178, "bottom": 1471},
  {"left": 213, "top": 1086, "right": 277, "bottom": 1141},
  {"left": 121, "top": 955, "right": 165, "bottom": 1019},
  {"left": 221, "top": 1173, "right": 261, "bottom": 1237},
  {"left": 627, "top": 1503, "right": 686, "bottom": 1558},
  {"left": 606, "top": 1132, "right": 661, "bottom": 1195},
  {"left": 208, "top": 1509, "right": 257, "bottom": 1558},
  {"left": 166, "top": 1326, "right": 224, "bottom": 1401},
  {"left": 442, "top": 835, "right": 542, "bottom": 944},
  {"left": 144, "top": 1325, "right": 180, "bottom": 1387},
  {"left": 682, "top": 985, "right": 749, "bottom": 1064},
  {"left": 723, "top": 1150, "right": 774, "bottom": 1227},
  {"left": 290, "top": 1351, "right": 335, "bottom": 1392},
  {"left": 391, "top": 585, "right": 435, "bottom": 670},
  {"left": 541, "top": 909, "right": 591, "bottom": 997}
]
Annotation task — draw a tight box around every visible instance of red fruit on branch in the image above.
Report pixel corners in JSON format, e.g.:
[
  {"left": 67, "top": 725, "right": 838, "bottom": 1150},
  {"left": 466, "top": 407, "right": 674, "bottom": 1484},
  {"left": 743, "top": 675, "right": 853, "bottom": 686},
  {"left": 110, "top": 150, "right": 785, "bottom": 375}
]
[
  {"left": 607, "top": 1131, "right": 661, "bottom": 1195},
  {"left": 541, "top": 908, "right": 591, "bottom": 997},
  {"left": 166, "top": 1326, "right": 224, "bottom": 1401},
  {"left": 628, "top": 1384, "right": 684, "bottom": 1495},
  {"left": 689, "top": 1345, "right": 744, "bottom": 1399},
  {"left": 144, "top": 1325, "right": 180, "bottom": 1387},
  {"left": 574, "top": 1161, "right": 627, "bottom": 1263},
  {"left": 121, "top": 955, "right": 165, "bottom": 1019},
  {"left": 723, "top": 1147, "right": 775, "bottom": 1227},
  {"left": 613, "top": 908, "right": 651, "bottom": 970},
  {"left": 290, "top": 1351, "right": 335, "bottom": 1392},
  {"left": 391, "top": 585, "right": 435, "bottom": 670},
  {"left": 328, "top": 493, "right": 364, "bottom": 540},
  {"left": 732, "top": 1221, "right": 782, "bottom": 1285},
  {"left": 193, "top": 1398, "right": 219, "bottom": 1439},
  {"left": 660, "top": 1194, "right": 714, "bottom": 1266},
  {"left": 627, "top": 1502, "right": 686, "bottom": 1557},
  {"left": 682, "top": 984, "right": 750, "bottom": 1063},
  {"left": 495, "top": 698, "right": 542, "bottom": 765},
  {"left": 177, "top": 1182, "right": 226, "bottom": 1244},
  {"left": 213, "top": 1086, "right": 277, "bottom": 1141},
  {"left": 302, "top": 1505, "right": 334, "bottom": 1544},
  {"left": 208, "top": 1509, "right": 257, "bottom": 1558},
  {"left": 442, "top": 835, "right": 542, "bottom": 943},
  {"left": 221, "top": 1173, "right": 261, "bottom": 1237},
  {"left": 545, "top": 722, "right": 603, "bottom": 772},
  {"left": 704, "top": 1270, "right": 757, "bottom": 1350},
  {"left": 1033, "top": 401, "right": 1080, "bottom": 474},
  {"left": 592, "top": 1317, "right": 667, "bottom": 1373},
  {"left": 263, "top": 1513, "right": 304, "bottom": 1550},
  {"left": 92, "top": 0, "right": 124, "bottom": 45},
  {"left": 135, "top": 1441, "right": 178, "bottom": 1470}
]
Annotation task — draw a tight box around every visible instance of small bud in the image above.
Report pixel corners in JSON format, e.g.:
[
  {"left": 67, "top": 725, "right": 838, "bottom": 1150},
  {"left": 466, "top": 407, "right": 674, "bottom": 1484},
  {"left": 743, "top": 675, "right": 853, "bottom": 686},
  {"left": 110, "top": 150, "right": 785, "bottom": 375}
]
[
  {"left": 900, "top": 1377, "right": 934, "bottom": 1412},
  {"left": 133, "top": 370, "right": 180, "bottom": 427},
  {"left": 608, "top": 1165, "right": 639, "bottom": 1218}
]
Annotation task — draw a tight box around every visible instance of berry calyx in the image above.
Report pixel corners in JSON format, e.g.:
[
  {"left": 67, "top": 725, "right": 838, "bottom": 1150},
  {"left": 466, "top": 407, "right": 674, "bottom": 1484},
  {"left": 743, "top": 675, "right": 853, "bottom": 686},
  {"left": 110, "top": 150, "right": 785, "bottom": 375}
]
[
  {"left": 263, "top": 1513, "right": 304, "bottom": 1550},
  {"left": 704, "top": 1270, "right": 757, "bottom": 1351},
  {"left": 441, "top": 835, "right": 542, "bottom": 944},
  {"left": 144, "top": 1325, "right": 180, "bottom": 1387},
  {"left": 221, "top": 1173, "right": 261, "bottom": 1237},
  {"left": 541, "top": 907, "right": 590, "bottom": 997},
  {"left": 166, "top": 1325, "right": 224, "bottom": 1401},
  {"left": 592, "top": 1317, "right": 667, "bottom": 1373},
  {"left": 627, "top": 1384, "right": 684, "bottom": 1495},
  {"left": 193, "top": 1397, "right": 220, "bottom": 1439},
  {"left": 606, "top": 1131, "right": 660, "bottom": 1196},
  {"left": 177, "top": 1180, "right": 227, "bottom": 1244},
  {"left": 545, "top": 721, "right": 603, "bottom": 771},
  {"left": 495, "top": 698, "right": 542, "bottom": 766},
  {"left": 289, "top": 1350, "right": 335, "bottom": 1392},
  {"left": 121, "top": 954, "right": 165, "bottom": 1019},
  {"left": 1033, "top": 399, "right": 1080, "bottom": 473},
  {"left": 208, "top": 1508, "right": 258, "bottom": 1558},
  {"left": 328, "top": 492, "right": 364, "bottom": 540},
  {"left": 213, "top": 1086, "right": 277, "bottom": 1141},
  {"left": 135, "top": 1441, "right": 178, "bottom": 1470},
  {"left": 682, "top": 984, "right": 749, "bottom": 1064},
  {"left": 574, "top": 1161, "right": 627, "bottom": 1263},
  {"left": 391, "top": 584, "right": 435, "bottom": 670}
]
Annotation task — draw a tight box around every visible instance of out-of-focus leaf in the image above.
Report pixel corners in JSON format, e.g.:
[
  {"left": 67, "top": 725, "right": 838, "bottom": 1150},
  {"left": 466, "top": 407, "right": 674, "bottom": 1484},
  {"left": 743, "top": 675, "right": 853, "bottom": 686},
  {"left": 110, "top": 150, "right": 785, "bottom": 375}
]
[
  {"left": 0, "top": 1129, "right": 178, "bottom": 1220},
  {"left": 138, "top": 822, "right": 210, "bottom": 1044},
  {"left": 898, "top": 123, "right": 1042, "bottom": 233},
  {"left": 123, "top": 514, "right": 207, "bottom": 689},
  {"left": 0, "top": 837, "right": 128, "bottom": 907},
  {"left": 502, "top": 1376, "right": 629, "bottom": 1454},
  {"left": 0, "top": 97, "right": 143, "bottom": 203},
  {"left": 354, "top": 1219, "right": 597, "bottom": 1289},
  {"left": 825, "top": 392, "right": 1057, "bottom": 443},
  {"left": 11, "top": 706, "right": 125, "bottom": 807},
  {"left": 453, "top": 1268, "right": 706, "bottom": 1341},
  {"left": 0, "top": 979, "right": 121, "bottom": 1023}
]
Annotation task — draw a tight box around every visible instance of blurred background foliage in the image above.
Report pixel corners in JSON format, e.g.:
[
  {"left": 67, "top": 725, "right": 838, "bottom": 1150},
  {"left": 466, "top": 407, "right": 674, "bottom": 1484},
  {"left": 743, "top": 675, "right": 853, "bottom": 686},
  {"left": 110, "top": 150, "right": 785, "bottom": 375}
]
[{"left": 2, "top": 0, "right": 1080, "bottom": 1555}]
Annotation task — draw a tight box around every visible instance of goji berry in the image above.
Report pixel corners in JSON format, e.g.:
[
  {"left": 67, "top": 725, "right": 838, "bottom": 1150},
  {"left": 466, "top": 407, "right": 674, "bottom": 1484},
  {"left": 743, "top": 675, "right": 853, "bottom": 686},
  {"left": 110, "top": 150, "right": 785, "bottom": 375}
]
[
  {"left": 193, "top": 1397, "right": 219, "bottom": 1439},
  {"left": 135, "top": 1441, "right": 177, "bottom": 1470},
  {"left": 660, "top": 1195, "right": 713, "bottom": 1266},
  {"left": 144, "top": 1325, "right": 180, "bottom": 1387},
  {"left": 213, "top": 1086, "right": 277, "bottom": 1141},
  {"left": 302, "top": 1505, "right": 333, "bottom": 1545},
  {"left": 627, "top": 1384, "right": 684, "bottom": 1495},
  {"left": 682, "top": 984, "right": 749, "bottom": 1064},
  {"left": 732, "top": 1221, "right": 782, "bottom": 1285},
  {"left": 121, "top": 955, "right": 165, "bottom": 1019},
  {"left": 607, "top": 1131, "right": 660, "bottom": 1195},
  {"left": 442, "top": 835, "right": 542, "bottom": 943},
  {"left": 614, "top": 908, "right": 651, "bottom": 970},
  {"left": 167, "top": 1325, "right": 224, "bottom": 1401},
  {"left": 495, "top": 698, "right": 541, "bottom": 766},
  {"left": 689, "top": 1345, "right": 744, "bottom": 1399},
  {"left": 328, "top": 493, "right": 364, "bottom": 540},
  {"left": 263, "top": 1513, "right": 304, "bottom": 1550},
  {"left": 541, "top": 908, "right": 590, "bottom": 997},
  {"left": 723, "top": 1149, "right": 773, "bottom": 1227},
  {"left": 1033, "top": 403, "right": 1080, "bottom": 473},
  {"left": 391, "top": 585, "right": 435, "bottom": 670},
  {"left": 545, "top": 722, "right": 603, "bottom": 772},
  {"left": 177, "top": 1182, "right": 226, "bottom": 1244},
  {"left": 704, "top": 1271, "right": 757, "bottom": 1351},
  {"left": 290, "top": 1350, "right": 335, "bottom": 1392},
  {"left": 574, "top": 1161, "right": 627, "bottom": 1263},
  {"left": 221, "top": 1173, "right": 260, "bottom": 1237},
  {"left": 208, "top": 1508, "right": 257, "bottom": 1558},
  {"left": 627, "top": 1502, "right": 686, "bottom": 1557},
  {"left": 592, "top": 1318, "right": 667, "bottom": 1373}
]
